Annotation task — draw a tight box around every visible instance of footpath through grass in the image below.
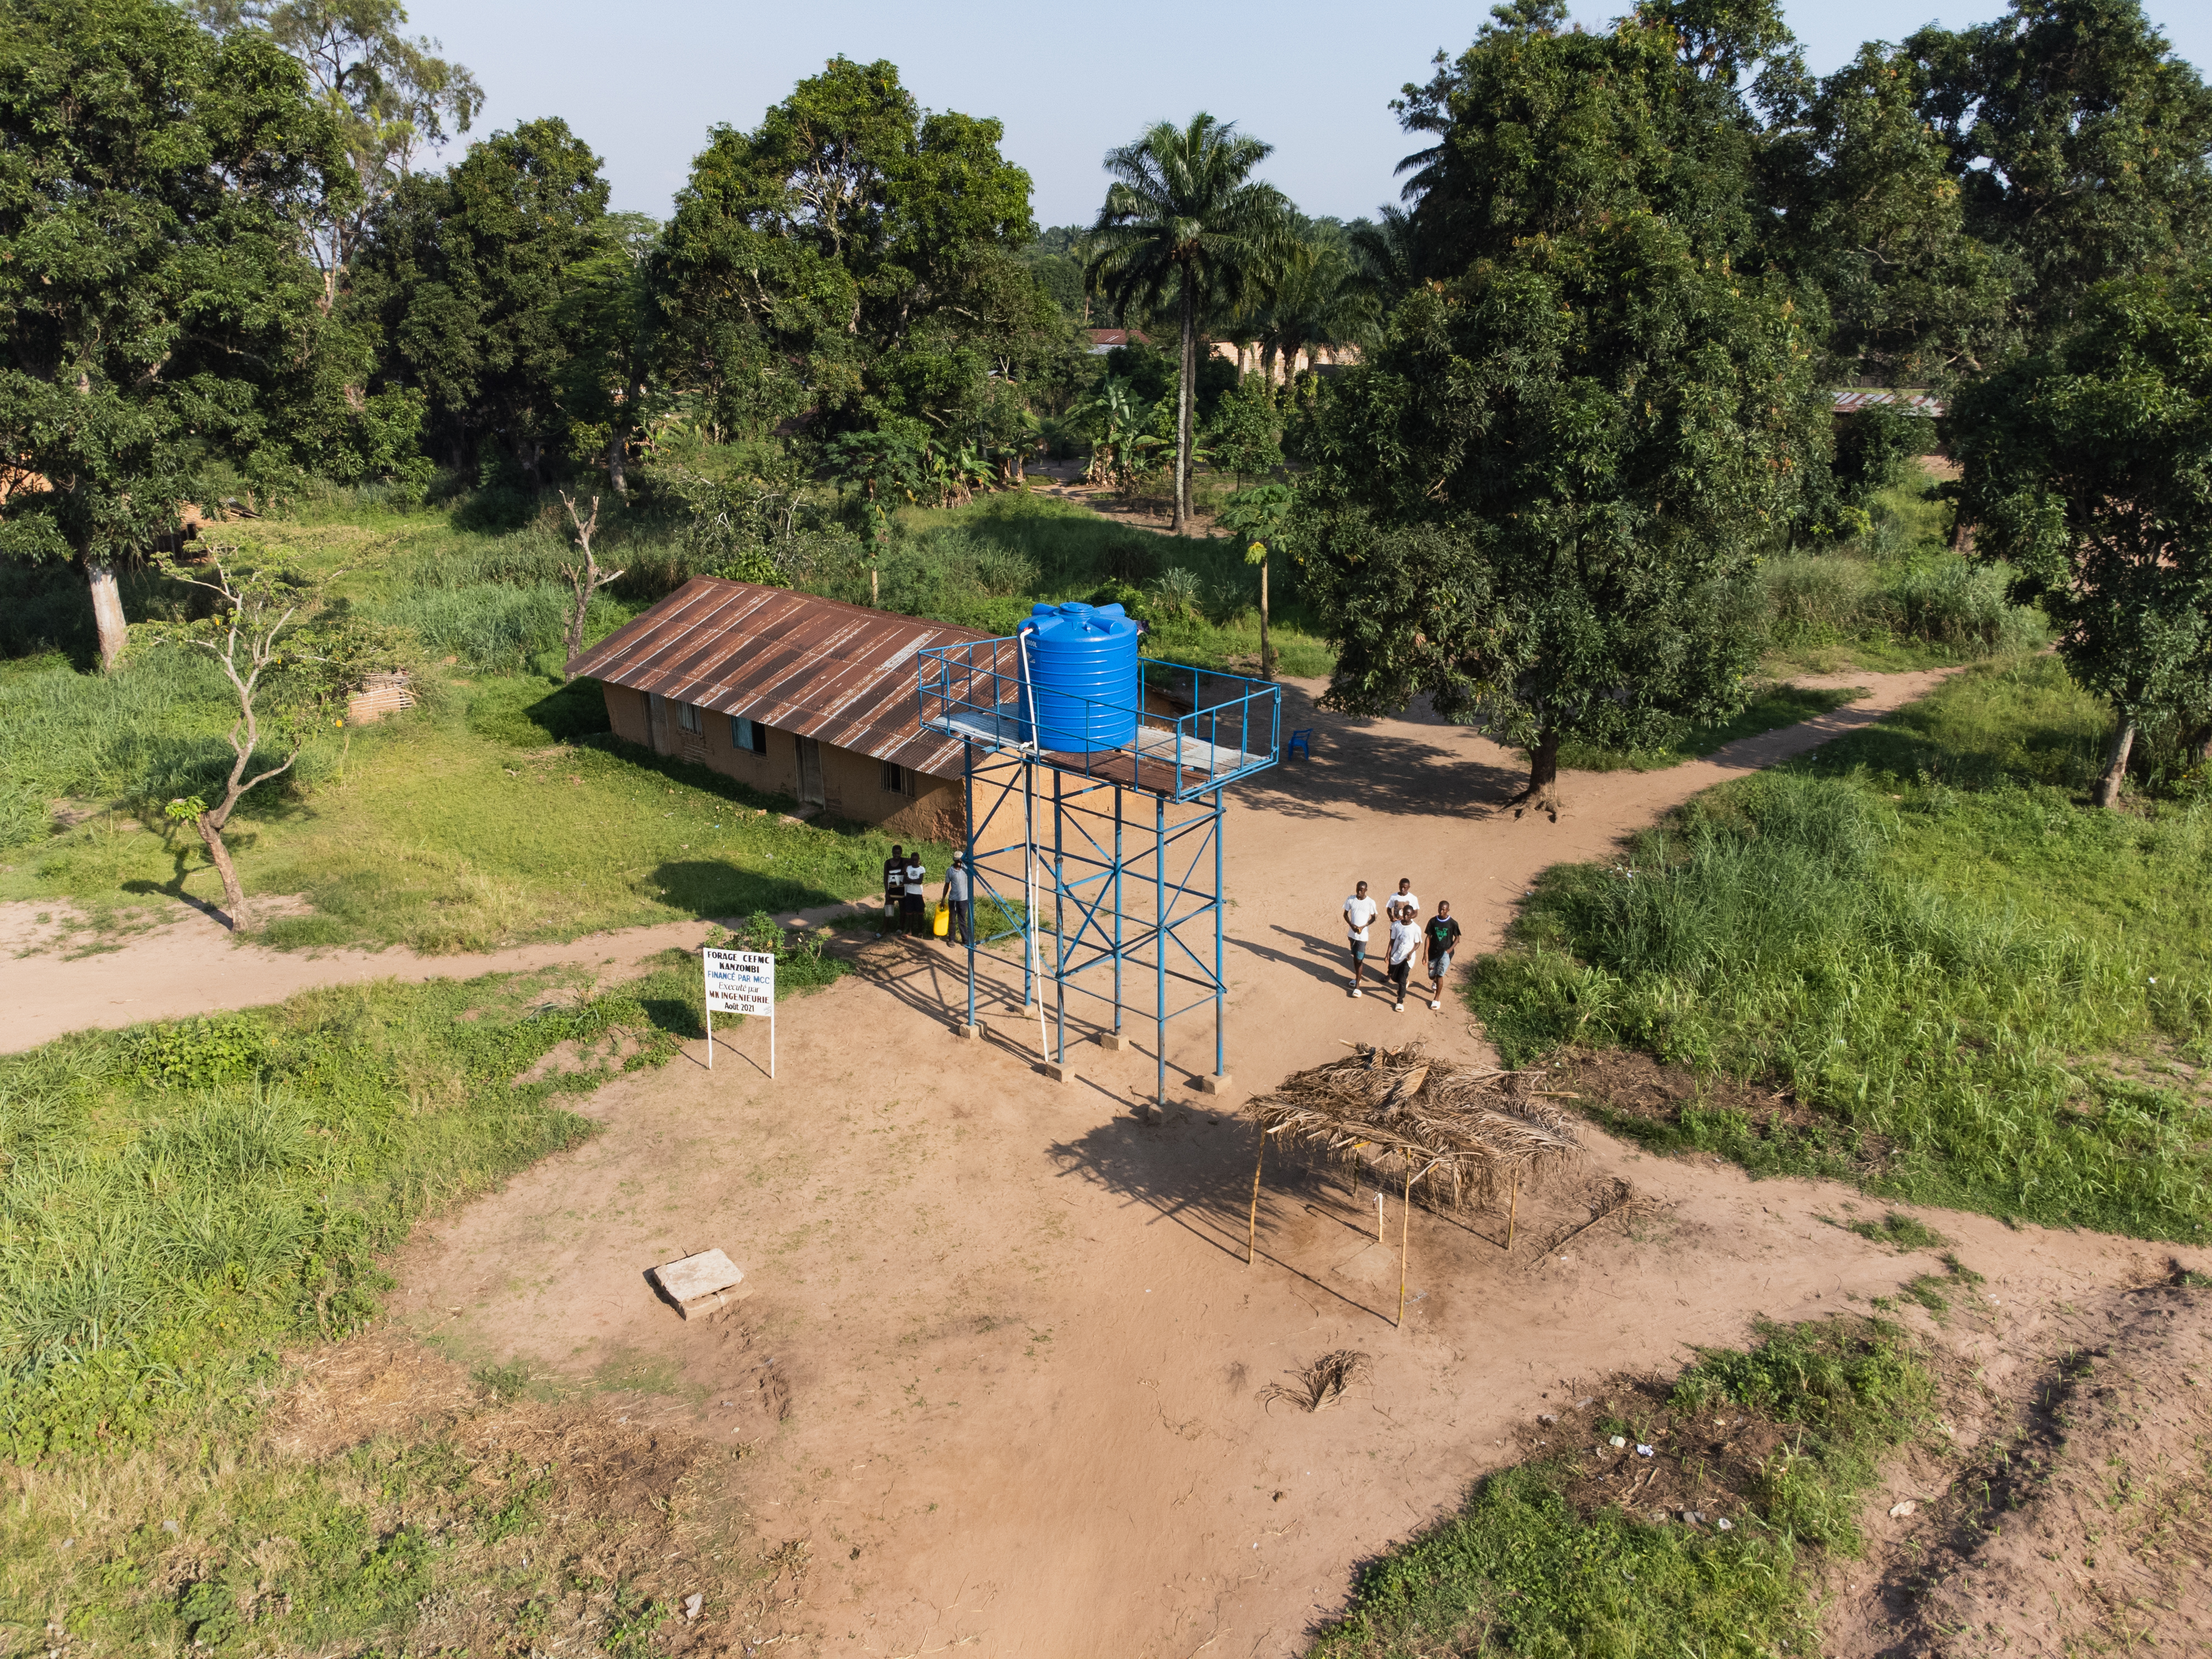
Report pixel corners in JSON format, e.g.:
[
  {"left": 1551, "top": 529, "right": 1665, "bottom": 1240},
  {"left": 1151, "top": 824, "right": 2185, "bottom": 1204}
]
[
  {"left": 0, "top": 943, "right": 833, "bottom": 1651},
  {"left": 1471, "top": 654, "right": 2212, "bottom": 1238},
  {"left": 1558, "top": 682, "right": 1859, "bottom": 773},
  {"left": 1312, "top": 1317, "right": 1933, "bottom": 1659}
]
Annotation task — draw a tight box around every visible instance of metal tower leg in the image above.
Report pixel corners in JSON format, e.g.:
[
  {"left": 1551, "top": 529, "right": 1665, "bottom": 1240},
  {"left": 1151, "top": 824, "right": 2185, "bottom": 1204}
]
[
  {"left": 1214, "top": 787, "right": 1225, "bottom": 1081},
  {"left": 1154, "top": 792, "right": 1167, "bottom": 1116},
  {"left": 1053, "top": 768, "right": 1066, "bottom": 1066},
  {"left": 1021, "top": 756, "right": 1035, "bottom": 1010},
  {"left": 1113, "top": 785, "right": 1124, "bottom": 1038},
  {"left": 964, "top": 740, "right": 977, "bottom": 1031}
]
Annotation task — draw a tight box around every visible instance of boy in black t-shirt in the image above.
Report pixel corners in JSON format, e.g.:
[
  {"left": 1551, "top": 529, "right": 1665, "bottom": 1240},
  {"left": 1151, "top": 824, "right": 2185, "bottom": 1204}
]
[{"left": 1423, "top": 900, "right": 1462, "bottom": 1010}]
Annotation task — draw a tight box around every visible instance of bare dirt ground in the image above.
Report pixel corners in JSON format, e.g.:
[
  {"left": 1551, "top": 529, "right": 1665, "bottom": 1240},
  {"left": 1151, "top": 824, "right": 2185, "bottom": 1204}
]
[{"left": 1824, "top": 1280, "right": 2212, "bottom": 1659}]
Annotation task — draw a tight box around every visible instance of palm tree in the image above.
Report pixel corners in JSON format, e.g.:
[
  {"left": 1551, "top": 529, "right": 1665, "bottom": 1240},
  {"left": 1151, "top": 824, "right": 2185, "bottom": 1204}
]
[
  {"left": 1347, "top": 205, "right": 1421, "bottom": 303},
  {"left": 1087, "top": 116, "right": 1290, "bottom": 532},
  {"left": 1251, "top": 243, "right": 1381, "bottom": 388}
]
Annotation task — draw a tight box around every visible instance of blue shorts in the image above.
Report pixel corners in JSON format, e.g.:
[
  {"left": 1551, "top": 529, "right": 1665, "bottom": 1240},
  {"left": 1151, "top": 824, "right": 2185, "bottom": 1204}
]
[
  {"left": 1348, "top": 938, "right": 1367, "bottom": 962},
  {"left": 1429, "top": 951, "right": 1452, "bottom": 979}
]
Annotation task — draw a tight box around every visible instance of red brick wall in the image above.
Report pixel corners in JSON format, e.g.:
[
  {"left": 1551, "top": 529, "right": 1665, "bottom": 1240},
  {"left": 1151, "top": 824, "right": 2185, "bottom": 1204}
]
[
  {"left": 604, "top": 684, "right": 651, "bottom": 748},
  {"left": 599, "top": 686, "right": 961, "bottom": 836}
]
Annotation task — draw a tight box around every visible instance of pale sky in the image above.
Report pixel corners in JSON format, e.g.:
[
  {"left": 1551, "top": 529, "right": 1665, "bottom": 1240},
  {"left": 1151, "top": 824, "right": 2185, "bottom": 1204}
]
[{"left": 410, "top": 0, "right": 2211, "bottom": 229}]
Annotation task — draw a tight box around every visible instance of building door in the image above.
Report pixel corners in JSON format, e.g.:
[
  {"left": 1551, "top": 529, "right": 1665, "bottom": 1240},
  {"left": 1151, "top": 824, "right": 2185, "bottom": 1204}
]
[{"left": 796, "top": 736, "right": 824, "bottom": 806}]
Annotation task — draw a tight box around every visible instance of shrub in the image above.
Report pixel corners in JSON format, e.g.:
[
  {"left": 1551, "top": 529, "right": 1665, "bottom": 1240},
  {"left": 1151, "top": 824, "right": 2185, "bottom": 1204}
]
[
  {"left": 1876, "top": 556, "right": 2043, "bottom": 653},
  {"left": 378, "top": 583, "right": 572, "bottom": 670},
  {"left": 1761, "top": 555, "right": 1877, "bottom": 646}
]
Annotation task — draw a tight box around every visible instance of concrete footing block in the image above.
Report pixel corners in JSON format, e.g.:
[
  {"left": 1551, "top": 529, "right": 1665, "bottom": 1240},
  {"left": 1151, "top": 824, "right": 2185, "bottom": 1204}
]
[
  {"left": 1098, "top": 1032, "right": 1127, "bottom": 1052},
  {"left": 954, "top": 1021, "right": 985, "bottom": 1041},
  {"left": 1044, "top": 1061, "right": 1077, "bottom": 1084},
  {"left": 1198, "top": 1073, "right": 1233, "bottom": 1095}
]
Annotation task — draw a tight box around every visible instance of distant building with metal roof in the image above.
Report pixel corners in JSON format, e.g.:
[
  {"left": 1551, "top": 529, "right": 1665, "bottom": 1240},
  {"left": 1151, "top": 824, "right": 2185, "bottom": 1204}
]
[
  {"left": 1087, "top": 327, "right": 1150, "bottom": 354},
  {"left": 1831, "top": 389, "right": 1944, "bottom": 417},
  {"left": 567, "top": 577, "right": 989, "bottom": 837}
]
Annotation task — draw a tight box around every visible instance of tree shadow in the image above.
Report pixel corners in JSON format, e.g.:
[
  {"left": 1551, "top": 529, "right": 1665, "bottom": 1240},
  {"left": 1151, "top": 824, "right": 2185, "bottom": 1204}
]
[
  {"left": 646, "top": 860, "right": 847, "bottom": 922},
  {"left": 1238, "top": 684, "right": 1526, "bottom": 822},
  {"left": 1046, "top": 1115, "right": 1395, "bottom": 1323}
]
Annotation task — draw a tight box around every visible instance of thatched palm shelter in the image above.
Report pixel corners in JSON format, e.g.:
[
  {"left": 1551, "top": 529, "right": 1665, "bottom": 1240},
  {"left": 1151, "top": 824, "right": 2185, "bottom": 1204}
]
[{"left": 1241, "top": 1042, "right": 1582, "bottom": 1323}]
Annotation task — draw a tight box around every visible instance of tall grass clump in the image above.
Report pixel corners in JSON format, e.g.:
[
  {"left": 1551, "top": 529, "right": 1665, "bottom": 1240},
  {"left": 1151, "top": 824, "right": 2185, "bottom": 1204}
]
[
  {"left": 0, "top": 647, "right": 255, "bottom": 848},
  {"left": 0, "top": 967, "right": 707, "bottom": 1460},
  {"left": 377, "top": 581, "right": 576, "bottom": 670},
  {"left": 1472, "top": 729, "right": 2212, "bottom": 1233},
  {"left": 1311, "top": 1320, "right": 1930, "bottom": 1659}
]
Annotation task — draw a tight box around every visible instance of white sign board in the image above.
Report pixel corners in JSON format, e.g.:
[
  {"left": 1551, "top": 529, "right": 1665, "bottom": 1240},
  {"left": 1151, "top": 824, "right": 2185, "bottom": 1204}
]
[{"left": 703, "top": 947, "right": 776, "bottom": 1076}]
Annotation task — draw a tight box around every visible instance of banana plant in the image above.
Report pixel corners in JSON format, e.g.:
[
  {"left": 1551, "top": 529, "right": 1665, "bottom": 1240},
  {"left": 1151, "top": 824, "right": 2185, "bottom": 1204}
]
[
  {"left": 1075, "top": 377, "right": 1141, "bottom": 484},
  {"left": 1219, "top": 483, "right": 1295, "bottom": 678}
]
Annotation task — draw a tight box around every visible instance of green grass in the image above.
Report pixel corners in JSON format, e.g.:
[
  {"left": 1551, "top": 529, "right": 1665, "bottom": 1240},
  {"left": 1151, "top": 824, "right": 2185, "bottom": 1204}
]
[
  {"left": 1469, "top": 655, "right": 2212, "bottom": 1239},
  {"left": 881, "top": 489, "right": 1337, "bottom": 675},
  {"left": 1311, "top": 1318, "right": 1932, "bottom": 1659},
  {"left": 1822, "top": 1211, "right": 1950, "bottom": 1253},
  {"left": 2, "top": 664, "right": 943, "bottom": 953},
  {"left": 0, "top": 963, "right": 712, "bottom": 1460},
  {"left": 1754, "top": 473, "right": 2047, "bottom": 676},
  {"left": 0, "top": 941, "right": 828, "bottom": 1651},
  {"left": 1559, "top": 683, "right": 1860, "bottom": 773}
]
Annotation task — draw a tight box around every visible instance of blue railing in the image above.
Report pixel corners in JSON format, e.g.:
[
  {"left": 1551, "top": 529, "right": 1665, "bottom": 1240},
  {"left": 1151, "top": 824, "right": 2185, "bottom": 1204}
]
[{"left": 917, "top": 635, "right": 1281, "bottom": 801}]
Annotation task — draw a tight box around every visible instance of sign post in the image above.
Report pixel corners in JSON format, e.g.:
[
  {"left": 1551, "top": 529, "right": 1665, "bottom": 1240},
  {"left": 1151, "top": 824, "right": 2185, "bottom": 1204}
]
[{"left": 702, "top": 947, "right": 776, "bottom": 1077}]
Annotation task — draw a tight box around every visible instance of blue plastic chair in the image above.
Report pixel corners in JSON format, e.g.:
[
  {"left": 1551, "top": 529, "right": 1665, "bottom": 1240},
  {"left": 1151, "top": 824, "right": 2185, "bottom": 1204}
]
[{"left": 1287, "top": 727, "right": 1313, "bottom": 761}]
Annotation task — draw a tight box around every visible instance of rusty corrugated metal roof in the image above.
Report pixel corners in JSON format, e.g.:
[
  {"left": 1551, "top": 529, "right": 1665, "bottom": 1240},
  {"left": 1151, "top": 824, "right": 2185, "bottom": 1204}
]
[
  {"left": 567, "top": 578, "right": 992, "bottom": 777},
  {"left": 1832, "top": 389, "right": 1944, "bottom": 417}
]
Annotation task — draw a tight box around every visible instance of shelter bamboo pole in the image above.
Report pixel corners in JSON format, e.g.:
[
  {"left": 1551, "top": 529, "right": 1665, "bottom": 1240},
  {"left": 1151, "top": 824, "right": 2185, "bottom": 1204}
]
[
  {"left": 1375, "top": 1192, "right": 1383, "bottom": 1245},
  {"left": 1247, "top": 1126, "right": 1266, "bottom": 1266},
  {"left": 1506, "top": 1168, "right": 1519, "bottom": 1250},
  {"left": 1397, "top": 1170, "right": 1412, "bottom": 1326}
]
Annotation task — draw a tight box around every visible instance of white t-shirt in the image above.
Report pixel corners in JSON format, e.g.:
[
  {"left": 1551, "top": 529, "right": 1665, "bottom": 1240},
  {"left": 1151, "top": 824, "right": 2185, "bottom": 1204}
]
[
  {"left": 1388, "top": 889, "right": 1421, "bottom": 920},
  {"left": 1388, "top": 918, "right": 1420, "bottom": 966},
  {"left": 902, "top": 860, "right": 927, "bottom": 895},
  {"left": 1343, "top": 895, "right": 1378, "bottom": 941}
]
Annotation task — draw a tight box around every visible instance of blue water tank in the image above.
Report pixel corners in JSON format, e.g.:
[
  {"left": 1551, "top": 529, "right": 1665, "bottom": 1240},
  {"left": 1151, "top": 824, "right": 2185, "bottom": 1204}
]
[{"left": 1021, "top": 601, "right": 1140, "bottom": 753}]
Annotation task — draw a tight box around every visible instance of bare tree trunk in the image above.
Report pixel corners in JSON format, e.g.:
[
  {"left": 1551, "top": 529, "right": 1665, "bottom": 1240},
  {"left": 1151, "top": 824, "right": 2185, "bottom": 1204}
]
[
  {"left": 1261, "top": 342, "right": 1279, "bottom": 386},
  {"left": 2094, "top": 719, "right": 2136, "bottom": 808},
  {"left": 194, "top": 812, "right": 249, "bottom": 931},
  {"left": 86, "top": 559, "right": 128, "bottom": 672},
  {"left": 606, "top": 430, "right": 628, "bottom": 498},
  {"left": 1259, "top": 556, "right": 1272, "bottom": 679},
  {"left": 560, "top": 495, "right": 623, "bottom": 674},
  {"left": 1175, "top": 283, "right": 1195, "bottom": 534}
]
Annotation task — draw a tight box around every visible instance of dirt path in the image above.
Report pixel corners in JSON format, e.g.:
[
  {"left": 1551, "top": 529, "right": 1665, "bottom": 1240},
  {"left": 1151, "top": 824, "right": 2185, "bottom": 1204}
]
[
  {"left": 0, "top": 665, "right": 1945, "bottom": 1054},
  {"left": 0, "top": 898, "right": 872, "bottom": 1054}
]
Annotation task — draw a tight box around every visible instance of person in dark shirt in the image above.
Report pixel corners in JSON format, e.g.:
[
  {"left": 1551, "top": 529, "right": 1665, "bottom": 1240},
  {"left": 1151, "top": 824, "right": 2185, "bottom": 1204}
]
[
  {"left": 883, "top": 843, "right": 906, "bottom": 923},
  {"left": 1423, "top": 901, "right": 1462, "bottom": 1010}
]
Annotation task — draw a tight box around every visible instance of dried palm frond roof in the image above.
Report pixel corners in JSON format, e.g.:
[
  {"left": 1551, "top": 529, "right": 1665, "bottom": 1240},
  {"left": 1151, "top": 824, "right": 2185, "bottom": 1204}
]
[{"left": 1244, "top": 1041, "right": 1580, "bottom": 1209}]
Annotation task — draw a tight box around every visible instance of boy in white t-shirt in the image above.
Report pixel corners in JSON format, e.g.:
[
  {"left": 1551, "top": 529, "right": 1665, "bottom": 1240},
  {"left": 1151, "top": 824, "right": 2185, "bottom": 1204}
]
[
  {"left": 1386, "top": 877, "right": 1420, "bottom": 925},
  {"left": 1385, "top": 912, "right": 1421, "bottom": 1011},
  {"left": 1342, "top": 881, "right": 1379, "bottom": 997}
]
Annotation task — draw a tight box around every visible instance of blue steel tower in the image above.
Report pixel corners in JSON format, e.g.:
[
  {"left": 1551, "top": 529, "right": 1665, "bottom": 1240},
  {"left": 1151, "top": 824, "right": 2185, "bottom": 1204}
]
[{"left": 917, "top": 602, "right": 1281, "bottom": 1116}]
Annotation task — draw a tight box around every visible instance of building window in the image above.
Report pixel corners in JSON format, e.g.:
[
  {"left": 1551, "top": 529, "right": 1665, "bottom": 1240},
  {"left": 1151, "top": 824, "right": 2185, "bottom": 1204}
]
[
  {"left": 676, "top": 701, "right": 702, "bottom": 735},
  {"left": 731, "top": 714, "right": 765, "bottom": 753},
  {"left": 881, "top": 760, "right": 914, "bottom": 796}
]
